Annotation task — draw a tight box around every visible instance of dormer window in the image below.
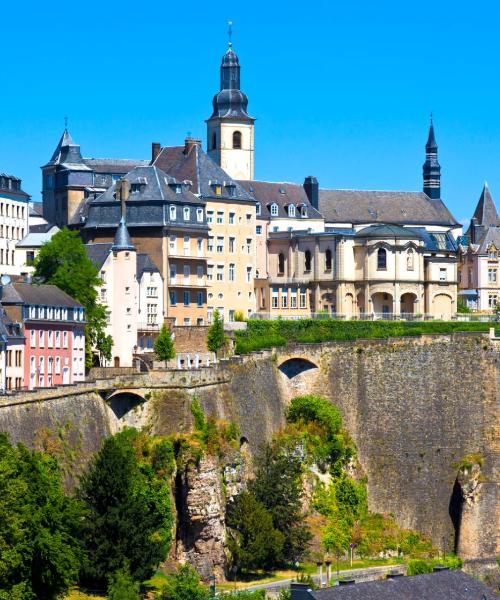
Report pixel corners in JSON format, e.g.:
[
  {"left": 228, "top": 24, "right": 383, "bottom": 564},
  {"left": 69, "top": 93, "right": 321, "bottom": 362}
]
[
  {"left": 270, "top": 203, "right": 278, "bottom": 217},
  {"left": 300, "top": 205, "right": 308, "bottom": 218},
  {"left": 196, "top": 208, "right": 203, "bottom": 223},
  {"left": 183, "top": 207, "right": 190, "bottom": 221},
  {"left": 214, "top": 185, "right": 222, "bottom": 196},
  {"left": 225, "top": 182, "right": 236, "bottom": 197},
  {"left": 288, "top": 204, "right": 296, "bottom": 217},
  {"left": 256, "top": 202, "right": 261, "bottom": 216},
  {"left": 170, "top": 206, "right": 177, "bottom": 221},
  {"left": 488, "top": 246, "right": 498, "bottom": 259}
]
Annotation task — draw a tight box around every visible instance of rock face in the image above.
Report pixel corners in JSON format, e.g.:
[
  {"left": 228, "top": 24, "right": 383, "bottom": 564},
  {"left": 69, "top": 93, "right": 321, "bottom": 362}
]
[{"left": 175, "top": 455, "right": 227, "bottom": 581}]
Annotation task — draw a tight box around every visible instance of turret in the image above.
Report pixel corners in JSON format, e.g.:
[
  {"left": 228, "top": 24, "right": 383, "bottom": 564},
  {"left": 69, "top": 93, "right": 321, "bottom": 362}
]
[{"left": 423, "top": 115, "right": 441, "bottom": 200}]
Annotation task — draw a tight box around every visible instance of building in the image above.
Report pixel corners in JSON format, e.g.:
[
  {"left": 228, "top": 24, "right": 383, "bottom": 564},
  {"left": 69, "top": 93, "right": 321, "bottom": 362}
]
[
  {"left": 0, "top": 174, "right": 30, "bottom": 276},
  {"left": 206, "top": 41, "right": 255, "bottom": 180},
  {"left": 458, "top": 183, "right": 500, "bottom": 310},
  {"left": 41, "top": 129, "right": 148, "bottom": 228},
  {"left": 1, "top": 282, "right": 85, "bottom": 389},
  {"left": 153, "top": 138, "right": 257, "bottom": 322},
  {"left": 16, "top": 225, "right": 60, "bottom": 274},
  {"left": 81, "top": 165, "right": 209, "bottom": 327},
  {"left": 2, "top": 313, "right": 25, "bottom": 391},
  {"left": 85, "top": 220, "right": 164, "bottom": 366},
  {"left": 290, "top": 569, "right": 496, "bottom": 600}
]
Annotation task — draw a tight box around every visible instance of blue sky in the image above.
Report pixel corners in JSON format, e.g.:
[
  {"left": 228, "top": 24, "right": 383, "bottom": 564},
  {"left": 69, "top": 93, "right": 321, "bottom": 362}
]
[{"left": 2, "top": 0, "right": 500, "bottom": 225}]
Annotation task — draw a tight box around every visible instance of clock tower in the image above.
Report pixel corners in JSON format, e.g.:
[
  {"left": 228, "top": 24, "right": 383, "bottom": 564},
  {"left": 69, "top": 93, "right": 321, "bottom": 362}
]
[{"left": 206, "top": 38, "right": 255, "bottom": 180}]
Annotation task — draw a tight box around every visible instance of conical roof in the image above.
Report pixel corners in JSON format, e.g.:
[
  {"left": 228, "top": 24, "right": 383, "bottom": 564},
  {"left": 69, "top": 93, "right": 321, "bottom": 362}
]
[
  {"left": 426, "top": 117, "right": 438, "bottom": 151},
  {"left": 471, "top": 182, "right": 500, "bottom": 227},
  {"left": 112, "top": 217, "right": 135, "bottom": 251},
  {"left": 44, "top": 128, "right": 86, "bottom": 167}
]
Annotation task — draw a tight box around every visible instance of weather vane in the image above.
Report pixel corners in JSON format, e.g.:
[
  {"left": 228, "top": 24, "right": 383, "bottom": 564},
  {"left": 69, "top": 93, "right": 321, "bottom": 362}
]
[
  {"left": 228, "top": 20, "right": 233, "bottom": 47},
  {"left": 64, "top": 116, "right": 68, "bottom": 129}
]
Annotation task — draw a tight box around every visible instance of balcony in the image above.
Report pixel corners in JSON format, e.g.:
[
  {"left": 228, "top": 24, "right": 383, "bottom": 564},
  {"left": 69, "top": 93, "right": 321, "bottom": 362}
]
[{"left": 169, "top": 278, "right": 208, "bottom": 288}]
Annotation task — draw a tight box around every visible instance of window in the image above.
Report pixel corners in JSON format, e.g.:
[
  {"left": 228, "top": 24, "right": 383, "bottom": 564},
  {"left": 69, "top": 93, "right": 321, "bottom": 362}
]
[
  {"left": 256, "top": 225, "right": 262, "bottom": 234},
  {"left": 216, "top": 265, "right": 224, "bottom": 281},
  {"left": 246, "top": 266, "right": 252, "bottom": 283},
  {"left": 183, "top": 207, "right": 190, "bottom": 221},
  {"left": 440, "top": 268, "right": 447, "bottom": 282},
  {"left": 48, "top": 357, "right": 53, "bottom": 374},
  {"left": 125, "top": 287, "right": 130, "bottom": 295},
  {"left": 488, "top": 294, "right": 497, "bottom": 308},
  {"left": 281, "top": 290, "right": 288, "bottom": 308},
  {"left": 170, "top": 290, "right": 177, "bottom": 305},
  {"left": 197, "top": 266, "right": 204, "bottom": 279},
  {"left": 206, "top": 210, "right": 214, "bottom": 224},
  {"left": 270, "top": 203, "right": 278, "bottom": 217},
  {"left": 488, "top": 268, "right": 497, "bottom": 283},
  {"left": 290, "top": 288, "right": 297, "bottom": 308},
  {"left": 100, "top": 288, "right": 107, "bottom": 301},
  {"left": 305, "top": 250, "right": 312, "bottom": 272},
  {"left": 30, "top": 356, "right": 35, "bottom": 373},
  {"left": 197, "top": 238, "right": 203, "bottom": 255},
  {"left": 216, "top": 237, "right": 224, "bottom": 253},
  {"left": 39, "top": 356, "right": 45, "bottom": 374},
  {"left": 170, "top": 205, "right": 176, "bottom": 220},
  {"left": 183, "top": 291, "right": 190, "bottom": 306},
  {"left": 183, "top": 317, "right": 191, "bottom": 326},
  {"left": 63, "top": 331, "right": 68, "bottom": 348},
  {"left": 55, "top": 357, "right": 61, "bottom": 374},
  {"left": 170, "top": 264, "right": 176, "bottom": 281},
  {"left": 407, "top": 248, "right": 414, "bottom": 270},
  {"left": 30, "top": 330, "right": 36, "bottom": 347},
  {"left": 211, "top": 132, "right": 217, "bottom": 150},
  {"left": 377, "top": 248, "right": 387, "bottom": 270},
  {"left": 301, "top": 206, "right": 308, "bottom": 218},
  {"left": 300, "top": 288, "right": 307, "bottom": 308},
  {"left": 214, "top": 185, "right": 222, "bottom": 196},
  {"left": 217, "top": 211, "right": 224, "bottom": 224},
  {"left": 232, "top": 130, "right": 242, "bottom": 149},
  {"left": 278, "top": 253, "right": 285, "bottom": 274},
  {"left": 197, "top": 291, "right": 203, "bottom": 307},
  {"left": 489, "top": 247, "right": 498, "bottom": 259},
  {"left": 39, "top": 330, "right": 45, "bottom": 348},
  {"left": 288, "top": 204, "right": 296, "bottom": 217},
  {"left": 207, "top": 265, "right": 214, "bottom": 280},
  {"left": 256, "top": 203, "right": 261, "bottom": 216},
  {"left": 208, "top": 236, "right": 214, "bottom": 252},
  {"left": 325, "top": 248, "right": 332, "bottom": 271},
  {"left": 229, "top": 237, "right": 235, "bottom": 252},
  {"left": 48, "top": 330, "right": 53, "bottom": 347},
  {"left": 55, "top": 331, "right": 61, "bottom": 348},
  {"left": 271, "top": 288, "right": 279, "bottom": 308},
  {"left": 229, "top": 309, "right": 235, "bottom": 322},
  {"left": 183, "top": 264, "right": 190, "bottom": 280},
  {"left": 246, "top": 238, "right": 251, "bottom": 253},
  {"left": 229, "top": 212, "right": 235, "bottom": 224},
  {"left": 196, "top": 208, "right": 203, "bottom": 222},
  {"left": 229, "top": 263, "right": 235, "bottom": 281}
]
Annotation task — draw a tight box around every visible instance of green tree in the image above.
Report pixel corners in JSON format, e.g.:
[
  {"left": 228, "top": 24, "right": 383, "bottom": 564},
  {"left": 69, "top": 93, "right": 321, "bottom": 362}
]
[
  {"left": 107, "top": 569, "right": 140, "bottom": 600},
  {"left": 154, "top": 324, "right": 176, "bottom": 361},
  {"left": 78, "top": 428, "right": 173, "bottom": 588},
  {"left": 156, "top": 564, "right": 209, "bottom": 600},
  {"left": 34, "top": 227, "right": 112, "bottom": 367},
  {"left": 226, "top": 491, "right": 284, "bottom": 572},
  {"left": 207, "top": 309, "right": 226, "bottom": 354},
  {"left": 0, "top": 433, "right": 83, "bottom": 600},
  {"left": 250, "top": 441, "right": 311, "bottom": 563}
]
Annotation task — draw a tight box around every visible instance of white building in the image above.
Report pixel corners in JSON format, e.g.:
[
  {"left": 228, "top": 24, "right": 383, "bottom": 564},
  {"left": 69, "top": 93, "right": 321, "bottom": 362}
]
[{"left": 0, "top": 174, "right": 30, "bottom": 276}]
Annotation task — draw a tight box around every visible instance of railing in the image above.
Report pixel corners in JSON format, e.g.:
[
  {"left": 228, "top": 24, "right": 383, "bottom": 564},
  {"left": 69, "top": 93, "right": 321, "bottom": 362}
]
[{"left": 249, "top": 312, "right": 498, "bottom": 322}]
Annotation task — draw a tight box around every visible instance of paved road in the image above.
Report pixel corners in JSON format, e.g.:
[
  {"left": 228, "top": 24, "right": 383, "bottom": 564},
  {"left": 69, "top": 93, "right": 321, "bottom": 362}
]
[{"left": 241, "top": 564, "right": 405, "bottom": 593}]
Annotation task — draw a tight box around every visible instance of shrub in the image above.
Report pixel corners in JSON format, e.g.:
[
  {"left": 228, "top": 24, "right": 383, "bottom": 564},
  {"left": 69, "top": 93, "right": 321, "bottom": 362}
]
[
  {"left": 407, "top": 559, "right": 433, "bottom": 575},
  {"left": 154, "top": 325, "right": 176, "bottom": 361},
  {"left": 207, "top": 309, "right": 226, "bottom": 354},
  {"left": 108, "top": 569, "right": 141, "bottom": 599},
  {"left": 156, "top": 564, "right": 209, "bottom": 600}
]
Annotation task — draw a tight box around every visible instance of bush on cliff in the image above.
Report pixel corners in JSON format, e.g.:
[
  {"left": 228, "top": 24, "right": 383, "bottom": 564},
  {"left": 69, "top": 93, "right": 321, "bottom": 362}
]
[
  {"left": 108, "top": 569, "right": 141, "bottom": 600},
  {"left": 0, "top": 433, "right": 83, "bottom": 600},
  {"left": 207, "top": 309, "right": 227, "bottom": 354},
  {"left": 78, "top": 428, "right": 173, "bottom": 589},
  {"left": 156, "top": 564, "right": 209, "bottom": 600},
  {"left": 154, "top": 325, "right": 176, "bottom": 362}
]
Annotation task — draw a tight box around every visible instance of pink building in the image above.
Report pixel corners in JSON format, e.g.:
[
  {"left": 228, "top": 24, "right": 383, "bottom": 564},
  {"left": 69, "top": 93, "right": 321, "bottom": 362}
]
[{"left": 1, "top": 282, "right": 85, "bottom": 389}]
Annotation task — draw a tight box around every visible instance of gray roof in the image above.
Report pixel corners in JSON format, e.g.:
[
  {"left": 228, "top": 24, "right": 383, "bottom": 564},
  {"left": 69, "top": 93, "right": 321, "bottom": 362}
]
[
  {"left": 83, "top": 158, "right": 149, "bottom": 174},
  {"left": 82, "top": 165, "right": 207, "bottom": 230},
  {"left": 470, "top": 182, "right": 500, "bottom": 227},
  {"left": 1, "top": 283, "right": 82, "bottom": 308},
  {"left": 311, "top": 570, "right": 495, "bottom": 600},
  {"left": 474, "top": 225, "right": 500, "bottom": 254},
  {"left": 85, "top": 243, "right": 113, "bottom": 269},
  {"left": 137, "top": 253, "right": 160, "bottom": 278},
  {"left": 112, "top": 217, "right": 135, "bottom": 251},
  {"left": 355, "top": 224, "right": 424, "bottom": 239},
  {"left": 319, "top": 189, "right": 459, "bottom": 227},
  {"left": 17, "top": 227, "right": 59, "bottom": 248}
]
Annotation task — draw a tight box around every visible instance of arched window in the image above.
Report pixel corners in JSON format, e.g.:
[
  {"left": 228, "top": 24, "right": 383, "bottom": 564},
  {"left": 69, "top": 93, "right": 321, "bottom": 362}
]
[
  {"left": 232, "top": 131, "right": 242, "bottom": 149},
  {"left": 288, "top": 204, "right": 296, "bottom": 217},
  {"left": 278, "top": 253, "right": 285, "bottom": 274},
  {"left": 169, "top": 205, "right": 176, "bottom": 220},
  {"left": 406, "top": 248, "right": 414, "bottom": 270},
  {"left": 377, "top": 248, "right": 387, "bottom": 270},
  {"left": 305, "top": 249, "right": 312, "bottom": 272},
  {"left": 325, "top": 248, "right": 332, "bottom": 271},
  {"left": 183, "top": 207, "right": 190, "bottom": 221},
  {"left": 270, "top": 203, "right": 278, "bottom": 217},
  {"left": 211, "top": 132, "right": 217, "bottom": 150}
]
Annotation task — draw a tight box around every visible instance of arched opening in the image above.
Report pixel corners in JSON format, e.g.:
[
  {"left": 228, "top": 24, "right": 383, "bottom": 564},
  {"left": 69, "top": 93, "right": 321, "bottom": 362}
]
[
  {"left": 448, "top": 478, "right": 463, "bottom": 554},
  {"left": 304, "top": 250, "right": 312, "bottom": 272},
  {"left": 325, "top": 248, "right": 332, "bottom": 271},
  {"left": 344, "top": 293, "right": 354, "bottom": 317},
  {"left": 232, "top": 131, "right": 242, "bottom": 149},
  {"left": 107, "top": 391, "right": 145, "bottom": 419},
  {"left": 434, "top": 293, "right": 453, "bottom": 319},
  {"left": 377, "top": 248, "right": 387, "bottom": 270},
  {"left": 406, "top": 248, "right": 415, "bottom": 270},
  {"left": 400, "top": 292, "right": 417, "bottom": 315},
  {"left": 278, "top": 253, "right": 285, "bottom": 275},
  {"left": 211, "top": 132, "right": 217, "bottom": 150},
  {"left": 113, "top": 356, "right": 120, "bottom": 368},
  {"left": 357, "top": 292, "right": 365, "bottom": 314},
  {"left": 278, "top": 358, "right": 318, "bottom": 379},
  {"left": 371, "top": 292, "right": 393, "bottom": 315}
]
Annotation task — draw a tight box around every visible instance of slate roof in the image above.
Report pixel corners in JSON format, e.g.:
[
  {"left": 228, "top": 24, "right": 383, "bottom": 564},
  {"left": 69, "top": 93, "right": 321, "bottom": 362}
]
[
  {"left": 112, "top": 218, "right": 135, "bottom": 251},
  {"left": 153, "top": 142, "right": 254, "bottom": 202},
  {"left": 1, "top": 283, "right": 82, "bottom": 308},
  {"left": 470, "top": 183, "right": 500, "bottom": 227},
  {"left": 237, "top": 180, "right": 323, "bottom": 219},
  {"left": 319, "top": 189, "right": 459, "bottom": 227},
  {"left": 28, "top": 223, "right": 56, "bottom": 234},
  {"left": 355, "top": 224, "right": 424, "bottom": 239},
  {"left": 82, "top": 165, "right": 207, "bottom": 230},
  {"left": 311, "top": 570, "right": 496, "bottom": 600},
  {"left": 0, "top": 312, "right": 24, "bottom": 341},
  {"left": 29, "top": 203, "right": 45, "bottom": 217},
  {"left": 85, "top": 243, "right": 113, "bottom": 269},
  {"left": 83, "top": 158, "right": 149, "bottom": 174},
  {"left": 16, "top": 228, "right": 59, "bottom": 248},
  {"left": 474, "top": 226, "right": 500, "bottom": 254},
  {"left": 137, "top": 253, "right": 160, "bottom": 278}
]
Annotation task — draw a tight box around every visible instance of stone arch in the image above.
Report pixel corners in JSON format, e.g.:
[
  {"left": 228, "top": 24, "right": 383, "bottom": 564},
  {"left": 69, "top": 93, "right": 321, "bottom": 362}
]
[
  {"left": 106, "top": 390, "right": 146, "bottom": 419},
  {"left": 278, "top": 357, "right": 318, "bottom": 379},
  {"left": 344, "top": 293, "right": 354, "bottom": 317},
  {"left": 400, "top": 292, "right": 417, "bottom": 315},
  {"left": 433, "top": 293, "right": 453, "bottom": 319}
]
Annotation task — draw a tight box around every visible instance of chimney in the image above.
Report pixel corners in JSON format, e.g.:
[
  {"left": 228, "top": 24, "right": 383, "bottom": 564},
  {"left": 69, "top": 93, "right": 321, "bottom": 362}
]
[
  {"left": 303, "top": 176, "right": 319, "bottom": 209},
  {"left": 151, "top": 142, "right": 161, "bottom": 163},
  {"left": 117, "top": 178, "right": 130, "bottom": 218},
  {"left": 184, "top": 137, "right": 202, "bottom": 155}
]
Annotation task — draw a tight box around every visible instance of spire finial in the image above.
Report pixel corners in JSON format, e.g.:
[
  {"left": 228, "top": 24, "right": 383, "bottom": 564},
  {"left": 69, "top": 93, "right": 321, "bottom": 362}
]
[
  {"left": 64, "top": 116, "right": 68, "bottom": 130},
  {"left": 430, "top": 111, "right": 433, "bottom": 125},
  {"left": 228, "top": 20, "right": 233, "bottom": 48}
]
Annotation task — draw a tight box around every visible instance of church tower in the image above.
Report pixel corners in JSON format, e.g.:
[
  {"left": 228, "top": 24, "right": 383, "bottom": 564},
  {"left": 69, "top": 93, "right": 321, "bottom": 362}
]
[
  {"left": 423, "top": 115, "right": 441, "bottom": 199},
  {"left": 206, "top": 31, "right": 255, "bottom": 180}
]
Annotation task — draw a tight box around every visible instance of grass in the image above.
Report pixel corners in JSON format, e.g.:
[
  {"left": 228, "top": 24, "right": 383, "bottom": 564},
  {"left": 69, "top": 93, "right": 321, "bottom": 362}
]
[
  {"left": 234, "top": 319, "right": 491, "bottom": 354},
  {"left": 66, "top": 590, "right": 106, "bottom": 600}
]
